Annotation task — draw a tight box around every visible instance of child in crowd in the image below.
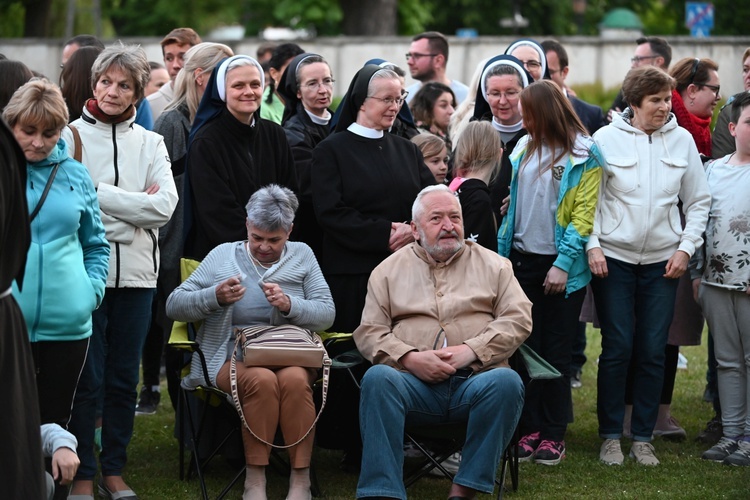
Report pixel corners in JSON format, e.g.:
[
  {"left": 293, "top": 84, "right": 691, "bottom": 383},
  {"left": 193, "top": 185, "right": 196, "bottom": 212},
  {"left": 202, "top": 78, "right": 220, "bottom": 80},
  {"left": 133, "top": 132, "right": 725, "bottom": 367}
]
[
  {"left": 42, "top": 423, "right": 79, "bottom": 499},
  {"left": 411, "top": 132, "right": 449, "bottom": 184},
  {"left": 449, "top": 120, "right": 502, "bottom": 252},
  {"left": 697, "top": 91, "right": 750, "bottom": 467}
]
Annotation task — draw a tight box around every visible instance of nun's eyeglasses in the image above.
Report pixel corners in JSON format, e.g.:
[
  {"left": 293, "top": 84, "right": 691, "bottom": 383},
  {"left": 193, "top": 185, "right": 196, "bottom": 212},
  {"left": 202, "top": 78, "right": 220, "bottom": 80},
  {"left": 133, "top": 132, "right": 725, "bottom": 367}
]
[
  {"left": 302, "top": 78, "right": 335, "bottom": 91},
  {"left": 366, "top": 93, "right": 408, "bottom": 107}
]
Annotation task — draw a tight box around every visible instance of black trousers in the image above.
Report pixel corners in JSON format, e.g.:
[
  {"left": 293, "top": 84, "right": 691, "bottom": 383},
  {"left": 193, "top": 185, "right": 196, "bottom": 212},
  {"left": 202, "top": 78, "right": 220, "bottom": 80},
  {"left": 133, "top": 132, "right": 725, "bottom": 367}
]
[
  {"left": 510, "top": 250, "right": 585, "bottom": 441},
  {"left": 33, "top": 338, "right": 89, "bottom": 427}
]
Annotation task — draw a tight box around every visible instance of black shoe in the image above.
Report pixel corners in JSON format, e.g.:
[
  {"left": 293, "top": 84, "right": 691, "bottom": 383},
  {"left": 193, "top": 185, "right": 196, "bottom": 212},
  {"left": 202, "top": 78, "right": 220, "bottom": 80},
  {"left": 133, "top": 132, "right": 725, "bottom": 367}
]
[
  {"left": 695, "top": 415, "right": 722, "bottom": 444},
  {"left": 135, "top": 386, "right": 160, "bottom": 415}
]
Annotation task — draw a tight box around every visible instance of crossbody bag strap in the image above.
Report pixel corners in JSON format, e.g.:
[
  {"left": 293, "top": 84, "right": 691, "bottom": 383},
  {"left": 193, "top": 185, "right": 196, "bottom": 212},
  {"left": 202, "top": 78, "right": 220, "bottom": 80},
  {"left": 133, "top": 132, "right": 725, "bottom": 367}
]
[
  {"left": 67, "top": 124, "right": 82, "bottom": 163},
  {"left": 29, "top": 162, "right": 61, "bottom": 222},
  {"left": 230, "top": 330, "right": 331, "bottom": 449}
]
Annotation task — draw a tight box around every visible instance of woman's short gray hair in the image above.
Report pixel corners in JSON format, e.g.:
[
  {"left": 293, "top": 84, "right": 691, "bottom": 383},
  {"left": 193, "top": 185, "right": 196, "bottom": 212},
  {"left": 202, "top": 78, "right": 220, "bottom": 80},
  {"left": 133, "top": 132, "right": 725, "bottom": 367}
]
[
  {"left": 90, "top": 42, "right": 150, "bottom": 101},
  {"left": 246, "top": 185, "right": 299, "bottom": 232}
]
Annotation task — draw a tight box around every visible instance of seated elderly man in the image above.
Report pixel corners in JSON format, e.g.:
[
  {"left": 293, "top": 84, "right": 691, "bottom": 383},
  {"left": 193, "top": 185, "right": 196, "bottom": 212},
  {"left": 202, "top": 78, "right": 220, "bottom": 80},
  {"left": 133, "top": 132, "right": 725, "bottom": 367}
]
[{"left": 353, "top": 184, "right": 532, "bottom": 500}]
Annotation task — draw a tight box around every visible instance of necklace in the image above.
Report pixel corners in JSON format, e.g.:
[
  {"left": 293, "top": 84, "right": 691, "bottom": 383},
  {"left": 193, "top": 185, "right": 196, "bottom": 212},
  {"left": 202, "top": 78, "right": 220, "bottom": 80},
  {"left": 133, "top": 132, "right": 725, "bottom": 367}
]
[{"left": 246, "top": 242, "right": 281, "bottom": 280}]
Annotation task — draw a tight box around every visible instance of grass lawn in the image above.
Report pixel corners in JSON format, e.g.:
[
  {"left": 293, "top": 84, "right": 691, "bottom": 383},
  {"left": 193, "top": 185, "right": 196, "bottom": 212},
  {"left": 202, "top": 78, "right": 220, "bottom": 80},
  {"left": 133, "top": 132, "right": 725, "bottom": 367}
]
[{"left": 124, "top": 327, "right": 748, "bottom": 499}]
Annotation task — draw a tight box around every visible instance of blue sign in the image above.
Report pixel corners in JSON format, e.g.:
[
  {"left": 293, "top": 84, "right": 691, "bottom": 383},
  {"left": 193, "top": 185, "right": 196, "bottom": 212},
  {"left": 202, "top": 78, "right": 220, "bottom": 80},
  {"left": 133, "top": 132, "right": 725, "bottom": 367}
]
[{"left": 686, "top": 2, "right": 714, "bottom": 29}]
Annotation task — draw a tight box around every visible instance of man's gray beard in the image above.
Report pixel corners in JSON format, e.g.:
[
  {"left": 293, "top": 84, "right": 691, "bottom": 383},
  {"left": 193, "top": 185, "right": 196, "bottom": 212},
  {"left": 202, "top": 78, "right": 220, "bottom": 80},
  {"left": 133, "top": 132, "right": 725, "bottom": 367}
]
[{"left": 418, "top": 227, "right": 464, "bottom": 262}]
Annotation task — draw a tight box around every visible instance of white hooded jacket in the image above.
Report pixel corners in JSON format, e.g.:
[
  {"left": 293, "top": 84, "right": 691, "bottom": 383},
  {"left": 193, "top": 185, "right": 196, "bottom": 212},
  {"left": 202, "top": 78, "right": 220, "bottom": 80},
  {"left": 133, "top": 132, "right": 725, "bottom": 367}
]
[
  {"left": 588, "top": 111, "right": 710, "bottom": 265},
  {"left": 62, "top": 106, "right": 178, "bottom": 288}
]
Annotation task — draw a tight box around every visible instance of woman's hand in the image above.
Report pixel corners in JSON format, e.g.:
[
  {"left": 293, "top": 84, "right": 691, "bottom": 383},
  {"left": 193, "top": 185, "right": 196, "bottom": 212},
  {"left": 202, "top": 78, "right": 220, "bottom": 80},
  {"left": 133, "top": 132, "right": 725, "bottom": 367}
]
[
  {"left": 664, "top": 250, "right": 689, "bottom": 279},
  {"left": 543, "top": 266, "right": 568, "bottom": 295},
  {"left": 500, "top": 194, "right": 510, "bottom": 216},
  {"left": 216, "top": 276, "right": 245, "bottom": 306},
  {"left": 389, "top": 222, "right": 414, "bottom": 252},
  {"left": 144, "top": 183, "right": 160, "bottom": 195},
  {"left": 692, "top": 278, "right": 701, "bottom": 303},
  {"left": 588, "top": 248, "right": 608, "bottom": 278},
  {"left": 263, "top": 282, "right": 291, "bottom": 314}
]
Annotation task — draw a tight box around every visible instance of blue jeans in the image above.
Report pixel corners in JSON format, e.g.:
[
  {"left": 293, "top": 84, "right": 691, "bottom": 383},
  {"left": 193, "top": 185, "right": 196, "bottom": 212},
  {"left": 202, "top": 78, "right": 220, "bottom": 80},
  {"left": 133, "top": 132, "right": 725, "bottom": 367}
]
[
  {"left": 356, "top": 364, "right": 524, "bottom": 499},
  {"left": 69, "top": 288, "right": 155, "bottom": 479},
  {"left": 591, "top": 258, "right": 677, "bottom": 442}
]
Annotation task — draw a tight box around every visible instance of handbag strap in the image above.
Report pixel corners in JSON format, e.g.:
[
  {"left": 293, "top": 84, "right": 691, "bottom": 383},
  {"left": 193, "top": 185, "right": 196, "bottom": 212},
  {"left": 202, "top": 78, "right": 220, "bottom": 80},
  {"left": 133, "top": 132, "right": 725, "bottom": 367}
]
[
  {"left": 29, "top": 162, "right": 61, "bottom": 222},
  {"left": 68, "top": 124, "right": 82, "bottom": 163},
  {"left": 230, "top": 330, "right": 332, "bottom": 449}
]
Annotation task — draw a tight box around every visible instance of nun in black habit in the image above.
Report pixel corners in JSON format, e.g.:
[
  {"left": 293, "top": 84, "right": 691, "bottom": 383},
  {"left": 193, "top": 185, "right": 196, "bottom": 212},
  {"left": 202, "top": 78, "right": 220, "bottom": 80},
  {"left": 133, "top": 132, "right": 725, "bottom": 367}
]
[
  {"left": 470, "top": 54, "right": 532, "bottom": 227},
  {"left": 183, "top": 55, "right": 298, "bottom": 260},
  {"left": 0, "top": 119, "right": 45, "bottom": 500},
  {"left": 279, "top": 53, "right": 334, "bottom": 258},
  {"left": 310, "top": 65, "right": 434, "bottom": 467},
  {"left": 312, "top": 64, "right": 435, "bottom": 333}
]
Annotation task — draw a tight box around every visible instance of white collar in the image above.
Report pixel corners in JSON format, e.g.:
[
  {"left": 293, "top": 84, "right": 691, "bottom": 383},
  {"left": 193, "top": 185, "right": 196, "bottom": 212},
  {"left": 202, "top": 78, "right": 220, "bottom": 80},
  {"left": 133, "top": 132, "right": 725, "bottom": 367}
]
[
  {"left": 306, "top": 108, "right": 331, "bottom": 125},
  {"left": 492, "top": 117, "right": 523, "bottom": 133},
  {"left": 348, "top": 122, "right": 384, "bottom": 138}
]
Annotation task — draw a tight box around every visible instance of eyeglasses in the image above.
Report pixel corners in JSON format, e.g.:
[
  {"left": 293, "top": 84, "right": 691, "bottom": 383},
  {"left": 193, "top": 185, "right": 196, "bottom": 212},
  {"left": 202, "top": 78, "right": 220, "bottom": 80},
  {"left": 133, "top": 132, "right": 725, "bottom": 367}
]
[
  {"left": 630, "top": 55, "right": 658, "bottom": 64},
  {"left": 518, "top": 60, "right": 541, "bottom": 70},
  {"left": 366, "top": 93, "right": 408, "bottom": 106},
  {"left": 486, "top": 90, "right": 520, "bottom": 101},
  {"left": 405, "top": 52, "right": 438, "bottom": 61},
  {"left": 701, "top": 83, "right": 721, "bottom": 98},
  {"left": 302, "top": 78, "right": 335, "bottom": 91}
]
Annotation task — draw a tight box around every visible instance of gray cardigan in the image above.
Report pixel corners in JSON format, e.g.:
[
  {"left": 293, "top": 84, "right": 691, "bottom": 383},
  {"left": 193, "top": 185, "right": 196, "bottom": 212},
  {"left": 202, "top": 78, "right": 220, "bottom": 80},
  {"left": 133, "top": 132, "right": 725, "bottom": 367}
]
[{"left": 166, "top": 241, "right": 335, "bottom": 389}]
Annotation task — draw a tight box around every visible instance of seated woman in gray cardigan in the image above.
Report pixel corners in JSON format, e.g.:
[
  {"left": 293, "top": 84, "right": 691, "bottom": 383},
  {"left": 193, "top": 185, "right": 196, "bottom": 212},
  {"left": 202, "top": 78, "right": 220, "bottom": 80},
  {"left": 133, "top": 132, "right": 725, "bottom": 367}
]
[{"left": 166, "top": 184, "right": 335, "bottom": 500}]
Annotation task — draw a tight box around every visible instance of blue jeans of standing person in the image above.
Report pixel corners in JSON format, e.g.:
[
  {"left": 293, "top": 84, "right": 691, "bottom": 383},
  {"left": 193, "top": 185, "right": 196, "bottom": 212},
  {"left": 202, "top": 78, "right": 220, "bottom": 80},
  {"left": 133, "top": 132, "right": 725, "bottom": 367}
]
[
  {"left": 69, "top": 288, "right": 155, "bottom": 479},
  {"left": 591, "top": 257, "right": 678, "bottom": 442},
  {"left": 356, "top": 364, "right": 524, "bottom": 500}
]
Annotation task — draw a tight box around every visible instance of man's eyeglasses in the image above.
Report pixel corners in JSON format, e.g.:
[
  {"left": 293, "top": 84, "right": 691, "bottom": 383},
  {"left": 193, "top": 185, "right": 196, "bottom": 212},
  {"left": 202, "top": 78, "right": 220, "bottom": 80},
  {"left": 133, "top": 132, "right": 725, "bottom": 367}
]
[
  {"left": 405, "top": 52, "right": 438, "bottom": 61},
  {"left": 486, "top": 90, "right": 520, "bottom": 101},
  {"left": 518, "top": 60, "right": 541, "bottom": 70},
  {"left": 302, "top": 78, "right": 335, "bottom": 91},
  {"left": 630, "top": 55, "right": 658, "bottom": 64},
  {"left": 366, "top": 93, "right": 409, "bottom": 107}
]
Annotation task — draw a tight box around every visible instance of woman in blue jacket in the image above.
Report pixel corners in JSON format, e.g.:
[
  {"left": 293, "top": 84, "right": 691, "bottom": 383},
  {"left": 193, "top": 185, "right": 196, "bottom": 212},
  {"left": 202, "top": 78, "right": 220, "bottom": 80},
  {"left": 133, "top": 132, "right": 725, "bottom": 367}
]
[{"left": 4, "top": 79, "right": 109, "bottom": 430}]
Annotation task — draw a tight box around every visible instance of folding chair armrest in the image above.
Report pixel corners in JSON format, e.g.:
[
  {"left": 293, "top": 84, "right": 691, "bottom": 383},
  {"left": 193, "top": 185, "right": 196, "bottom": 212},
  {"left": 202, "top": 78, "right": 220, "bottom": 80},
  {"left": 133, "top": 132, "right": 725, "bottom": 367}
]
[{"left": 516, "top": 344, "right": 561, "bottom": 380}]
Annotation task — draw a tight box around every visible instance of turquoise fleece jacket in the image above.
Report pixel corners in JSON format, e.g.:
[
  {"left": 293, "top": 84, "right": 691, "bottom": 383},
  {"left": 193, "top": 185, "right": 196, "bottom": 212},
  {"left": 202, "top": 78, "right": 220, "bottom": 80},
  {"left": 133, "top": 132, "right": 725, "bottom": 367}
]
[
  {"left": 12, "top": 139, "right": 109, "bottom": 342},
  {"left": 498, "top": 134, "right": 603, "bottom": 295}
]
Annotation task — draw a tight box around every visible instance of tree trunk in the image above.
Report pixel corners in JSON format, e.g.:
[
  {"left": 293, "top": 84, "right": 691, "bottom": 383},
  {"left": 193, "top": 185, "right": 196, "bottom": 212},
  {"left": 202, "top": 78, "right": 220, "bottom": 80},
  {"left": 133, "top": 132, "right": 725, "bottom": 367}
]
[
  {"left": 24, "top": 0, "right": 54, "bottom": 36},
  {"left": 340, "top": 0, "right": 397, "bottom": 36}
]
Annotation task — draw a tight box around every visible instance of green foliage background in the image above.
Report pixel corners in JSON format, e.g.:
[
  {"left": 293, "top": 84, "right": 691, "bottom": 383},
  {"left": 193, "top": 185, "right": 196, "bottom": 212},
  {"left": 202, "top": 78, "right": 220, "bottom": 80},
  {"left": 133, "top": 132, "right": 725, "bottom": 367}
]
[{"left": 1, "top": 0, "right": 748, "bottom": 39}]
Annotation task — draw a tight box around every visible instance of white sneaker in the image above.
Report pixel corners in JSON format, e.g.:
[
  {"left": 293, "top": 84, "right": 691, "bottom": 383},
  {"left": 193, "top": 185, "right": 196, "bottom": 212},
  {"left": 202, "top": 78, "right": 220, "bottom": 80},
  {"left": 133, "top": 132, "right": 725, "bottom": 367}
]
[
  {"left": 677, "top": 352, "right": 688, "bottom": 370},
  {"left": 630, "top": 441, "right": 660, "bottom": 466},
  {"left": 600, "top": 438, "right": 624, "bottom": 465}
]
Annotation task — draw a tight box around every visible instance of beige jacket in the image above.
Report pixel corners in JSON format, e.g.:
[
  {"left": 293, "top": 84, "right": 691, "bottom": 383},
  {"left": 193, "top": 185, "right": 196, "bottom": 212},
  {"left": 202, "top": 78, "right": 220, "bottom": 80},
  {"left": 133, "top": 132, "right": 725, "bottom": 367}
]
[{"left": 354, "top": 241, "right": 532, "bottom": 372}]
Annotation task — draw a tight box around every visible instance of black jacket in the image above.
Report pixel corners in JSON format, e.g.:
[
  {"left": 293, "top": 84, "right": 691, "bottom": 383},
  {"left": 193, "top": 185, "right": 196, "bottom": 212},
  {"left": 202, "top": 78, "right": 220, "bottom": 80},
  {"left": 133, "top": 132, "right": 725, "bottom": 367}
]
[{"left": 184, "top": 108, "right": 297, "bottom": 260}]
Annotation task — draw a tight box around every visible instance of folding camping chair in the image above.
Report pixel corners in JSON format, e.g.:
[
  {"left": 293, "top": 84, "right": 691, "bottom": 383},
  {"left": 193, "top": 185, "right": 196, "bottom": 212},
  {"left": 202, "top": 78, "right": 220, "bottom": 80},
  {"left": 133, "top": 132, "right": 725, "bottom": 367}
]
[
  {"left": 327, "top": 336, "right": 560, "bottom": 499},
  {"left": 170, "top": 258, "right": 320, "bottom": 499}
]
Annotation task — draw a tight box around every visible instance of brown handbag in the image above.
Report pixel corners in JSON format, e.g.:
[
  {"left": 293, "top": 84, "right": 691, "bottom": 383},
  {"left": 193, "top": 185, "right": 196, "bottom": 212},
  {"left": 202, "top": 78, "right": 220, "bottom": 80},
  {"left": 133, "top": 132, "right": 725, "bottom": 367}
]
[{"left": 229, "top": 325, "right": 331, "bottom": 448}]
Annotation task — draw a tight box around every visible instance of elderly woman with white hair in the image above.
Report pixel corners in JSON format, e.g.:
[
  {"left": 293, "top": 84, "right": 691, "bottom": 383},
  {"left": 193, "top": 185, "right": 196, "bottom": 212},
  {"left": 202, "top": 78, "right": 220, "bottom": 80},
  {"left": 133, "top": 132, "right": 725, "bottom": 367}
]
[
  {"left": 183, "top": 55, "right": 297, "bottom": 261},
  {"left": 167, "top": 185, "right": 335, "bottom": 500}
]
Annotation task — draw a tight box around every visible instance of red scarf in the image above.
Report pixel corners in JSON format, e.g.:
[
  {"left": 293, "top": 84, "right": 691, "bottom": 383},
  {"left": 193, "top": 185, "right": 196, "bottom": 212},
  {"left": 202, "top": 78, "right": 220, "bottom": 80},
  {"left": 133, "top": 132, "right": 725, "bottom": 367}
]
[
  {"left": 85, "top": 99, "right": 135, "bottom": 125},
  {"left": 671, "top": 90, "right": 712, "bottom": 157}
]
